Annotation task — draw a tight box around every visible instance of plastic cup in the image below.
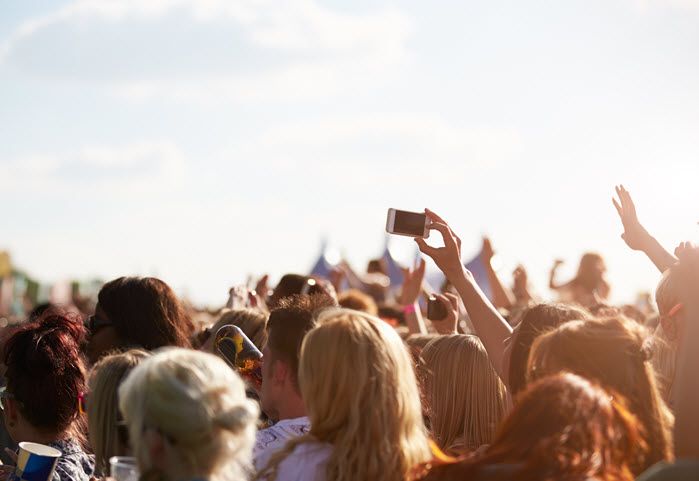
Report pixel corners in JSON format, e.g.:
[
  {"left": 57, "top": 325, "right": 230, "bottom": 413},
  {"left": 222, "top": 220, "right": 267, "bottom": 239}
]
[
  {"left": 109, "top": 456, "right": 139, "bottom": 481},
  {"left": 13, "top": 442, "right": 62, "bottom": 481}
]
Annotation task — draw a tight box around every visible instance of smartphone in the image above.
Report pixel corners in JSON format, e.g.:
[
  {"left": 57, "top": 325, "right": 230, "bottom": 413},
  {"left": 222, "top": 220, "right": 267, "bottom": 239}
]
[
  {"left": 386, "top": 208, "right": 429, "bottom": 238},
  {"left": 427, "top": 295, "right": 447, "bottom": 321}
]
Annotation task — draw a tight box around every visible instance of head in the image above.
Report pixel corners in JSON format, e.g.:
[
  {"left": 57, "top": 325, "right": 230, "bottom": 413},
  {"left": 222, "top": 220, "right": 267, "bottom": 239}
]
[
  {"left": 418, "top": 335, "right": 508, "bottom": 454},
  {"left": 2, "top": 309, "right": 87, "bottom": 443},
  {"left": 528, "top": 317, "right": 673, "bottom": 471},
  {"left": 88, "top": 277, "right": 192, "bottom": 364},
  {"left": 506, "top": 303, "right": 590, "bottom": 396},
  {"left": 576, "top": 252, "right": 607, "bottom": 289},
  {"left": 337, "top": 289, "right": 378, "bottom": 316},
  {"left": 294, "top": 309, "right": 431, "bottom": 481},
  {"left": 119, "top": 349, "right": 259, "bottom": 481},
  {"left": 260, "top": 294, "right": 337, "bottom": 421},
  {"left": 423, "top": 373, "right": 644, "bottom": 481},
  {"left": 268, "top": 274, "right": 337, "bottom": 310},
  {"left": 87, "top": 349, "right": 151, "bottom": 476},
  {"left": 200, "top": 309, "right": 268, "bottom": 354}
]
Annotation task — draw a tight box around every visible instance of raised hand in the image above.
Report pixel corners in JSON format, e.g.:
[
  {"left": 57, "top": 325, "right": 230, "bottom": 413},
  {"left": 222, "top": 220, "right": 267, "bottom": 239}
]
[
  {"left": 612, "top": 184, "right": 652, "bottom": 251},
  {"left": 429, "top": 293, "right": 459, "bottom": 335},
  {"left": 399, "top": 258, "right": 426, "bottom": 306},
  {"left": 415, "top": 209, "right": 464, "bottom": 281}
]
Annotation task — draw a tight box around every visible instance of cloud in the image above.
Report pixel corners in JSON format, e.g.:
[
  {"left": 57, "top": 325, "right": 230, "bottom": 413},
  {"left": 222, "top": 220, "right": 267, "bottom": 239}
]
[
  {"left": 0, "top": 0, "right": 412, "bottom": 103},
  {"left": 1, "top": 141, "right": 187, "bottom": 196}
]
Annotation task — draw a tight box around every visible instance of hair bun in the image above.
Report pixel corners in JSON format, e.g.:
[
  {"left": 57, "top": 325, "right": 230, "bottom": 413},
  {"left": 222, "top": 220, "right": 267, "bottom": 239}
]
[{"left": 212, "top": 401, "right": 258, "bottom": 433}]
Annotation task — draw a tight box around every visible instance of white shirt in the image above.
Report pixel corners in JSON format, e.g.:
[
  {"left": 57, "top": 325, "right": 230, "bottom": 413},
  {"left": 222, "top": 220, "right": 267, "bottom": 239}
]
[
  {"left": 253, "top": 416, "right": 311, "bottom": 472},
  {"left": 272, "top": 442, "right": 332, "bottom": 481}
]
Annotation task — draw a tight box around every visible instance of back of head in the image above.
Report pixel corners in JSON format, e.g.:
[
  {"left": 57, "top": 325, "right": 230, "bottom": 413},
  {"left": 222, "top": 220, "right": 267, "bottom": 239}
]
[
  {"left": 508, "top": 303, "right": 589, "bottom": 396},
  {"left": 119, "top": 348, "right": 259, "bottom": 481},
  {"left": 528, "top": 316, "right": 673, "bottom": 470},
  {"left": 216, "top": 308, "right": 268, "bottom": 350},
  {"left": 87, "top": 349, "right": 151, "bottom": 476},
  {"left": 97, "top": 277, "right": 192, "bottom": 351},
  {"left": 265, "top": 294, "right": 337, "bottom": 392},
  {"left": 4, "top": 309, "right": 87, "bottom": 435},
  {"left": 337, "top": 289, "right": 378, "bottom": 316},
  {"left": 419, "top": 335, "right": 507, "bottom": 454},
  {"left": 269, "top": 275, "right": 337, "bottom": 309},
  {"left": 298, "top": 308, "right": 431, "bottom": 481},
  {"left": 576, "top": 252, "right": 605, "bottom": 289},
  {"left": 423, "top": 373, "right": 644, "bottom": 481}
]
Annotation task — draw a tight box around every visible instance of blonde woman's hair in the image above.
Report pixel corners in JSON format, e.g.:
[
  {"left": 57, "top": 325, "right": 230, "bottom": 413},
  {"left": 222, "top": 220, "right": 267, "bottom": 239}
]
[
  {"left": 528, "top": 316, "right": 674, "bottom": 473},
  {"left": 216, "top": 308, "right": 268, "bottom": 349},
  {"left": 418, "top": 335, "right": 508, "bottom": 455},
  {"left": 87, "top": 349, "right": 150, "bottom": 476},
  {"left": 119, "top": 348, "right": 259, "bottom": 481},
  {"left": 259, "top": 308, "right": 432, "bottom": 481}
]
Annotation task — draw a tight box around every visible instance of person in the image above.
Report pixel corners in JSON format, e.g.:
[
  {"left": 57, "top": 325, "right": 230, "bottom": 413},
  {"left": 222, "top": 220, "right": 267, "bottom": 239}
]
[
  {"left": 267, "top": 275, "right": 337, "bottom": 310},
  {"left": 528, "top": 316, "right": 673, "bottom": 474},
  {"left": 337, "top": 289, "right": 378, "bottom": 316},
  {"left": 254, "top": 294, "right": 336, "bottom": 471},
  {"left": 118, "top": 348, "right": 259, "bottom": 481},
  {"left": 548, "top": 253, "right": 610, "bottom": 307},
  {"left": 1, "top": 310, "right": 94, "bottom": 481},
  {"left": 199, "top": 308, "right": 268, "bottom": 353},
  {"left": 85, "top": 276, "right": 192, "bottom": 364},
  {"left": 256, "top": 308, "right": 433, "bottom": 481},
  {"left": 417, "top": 334, "right": 508, "bottom": 455},
  {"left": 506, "top": 303, "right": 589, "bottom": 396},
  {"left": 85, "top": 349, "right": 150, "bottom": 477},
  {"left": 420, "top": 373, "right": 645, "bottom": 481}
]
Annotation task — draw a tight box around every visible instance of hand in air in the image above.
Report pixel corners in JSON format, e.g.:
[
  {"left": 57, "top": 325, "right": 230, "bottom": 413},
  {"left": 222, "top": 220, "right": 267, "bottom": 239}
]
[
  {"left": 399, "top": 258, "right": 426, "bottom": 306},
  {"left": 612, "top": 185, "right": 651, "bottom": 251},
  {"left": 415, "top": 209, "right": 464, "bottom": 281},
  {"left": 429, "top": 293, "right": 460, "bottom": 335}
]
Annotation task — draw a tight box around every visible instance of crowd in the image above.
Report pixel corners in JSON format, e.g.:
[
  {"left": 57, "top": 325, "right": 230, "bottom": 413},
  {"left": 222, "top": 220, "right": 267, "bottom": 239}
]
[{"left": 0, "top": 185, "right": 697, "bottom": 481}]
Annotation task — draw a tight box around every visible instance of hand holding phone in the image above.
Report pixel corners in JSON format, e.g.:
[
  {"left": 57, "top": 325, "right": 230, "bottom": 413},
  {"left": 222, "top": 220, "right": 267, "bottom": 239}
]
[{"left": 386, "top": 208, "right": 430, "bottom": 238}]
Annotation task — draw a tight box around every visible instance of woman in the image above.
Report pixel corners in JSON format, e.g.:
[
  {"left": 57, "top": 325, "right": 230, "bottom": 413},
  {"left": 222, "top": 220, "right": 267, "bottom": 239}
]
[
  {"left": 119, "top": 348, "right": 259, "bottom": 481},
  {"left": 86, "top": 349, "right": 150, "bottom": 477},
  {"left": 1, "top": 310, "right": 94, "bottom": 481},
  {"left": 418, "top": 335, "right": 508, "bottom": 455},
  {"left": 421, "top": 373, "right": 645, "bottom": 481},
  {"left": 549, "top": 253, "right": 610, "bottom": 308},
  {"left": 528, "top": 316, "right": 673, "bottom": 473},
  {"left": 257, "top": 308, "right": 433, "bottom": 481},
  {"left": 86, "top": 276, "right": 192, "bottom": 364}
]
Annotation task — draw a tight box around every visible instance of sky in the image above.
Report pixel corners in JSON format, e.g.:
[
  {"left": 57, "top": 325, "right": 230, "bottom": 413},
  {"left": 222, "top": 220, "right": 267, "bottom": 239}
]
[{"left": 1, "top": 0, "right": 698, "bottom": 306}]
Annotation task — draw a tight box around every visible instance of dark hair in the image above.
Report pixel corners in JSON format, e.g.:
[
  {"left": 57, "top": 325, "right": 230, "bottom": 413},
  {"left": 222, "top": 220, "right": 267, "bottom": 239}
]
[
  {"left": 4, "top": 309, "right": 87, "bottom": 434},
  {"left": 269, "top": 274, "right": 337, "bottom": 309},
  {"left": 96, "top": 277, "right": 191, "bottom": 351},
  {"left": 421, "top": 373, "right": 645, "bottom": 481},
  {"left": 508, "top": 303, "right": 589, "bottom": 396},
  {"left": 266, "top": 294, "right": 337, "bottom": 391}
]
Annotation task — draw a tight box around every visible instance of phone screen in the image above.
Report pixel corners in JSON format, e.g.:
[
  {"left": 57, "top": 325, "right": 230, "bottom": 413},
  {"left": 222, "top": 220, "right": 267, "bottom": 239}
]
[{"left": 393, "top": 210, "right": 427, "bottom": 236}]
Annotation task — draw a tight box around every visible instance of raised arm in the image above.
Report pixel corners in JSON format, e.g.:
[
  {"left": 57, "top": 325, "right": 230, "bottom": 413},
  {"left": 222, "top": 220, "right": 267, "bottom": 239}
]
[
  {"left": 481, "top": 237, "right": 516, "bottom": 310},
  {"left": 612, "top": 184, "right": 676, "bottom": 273},
  {"left": 415, "top": 209, "right": 513, "bottom": 381},
  {"left": 548, "top": 259, "right": 566, "bottom": 290},
  {"left": 398, "top": 259, "right": 428, "bottom": 335}
]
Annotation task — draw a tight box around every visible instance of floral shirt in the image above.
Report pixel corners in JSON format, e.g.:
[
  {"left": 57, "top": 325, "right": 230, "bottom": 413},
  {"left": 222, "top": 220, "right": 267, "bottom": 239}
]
[{"left": 47, "top": 439, "right": 94, "bottom": 481}]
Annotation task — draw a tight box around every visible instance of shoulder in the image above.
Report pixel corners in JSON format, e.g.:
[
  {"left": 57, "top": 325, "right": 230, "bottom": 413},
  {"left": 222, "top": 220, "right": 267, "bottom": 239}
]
[
  {"left": 273, "top": 442, "right": 332, "bottom": 481},
  {"left": 254, "top": 418, "right": 312, "bottom": 470}
]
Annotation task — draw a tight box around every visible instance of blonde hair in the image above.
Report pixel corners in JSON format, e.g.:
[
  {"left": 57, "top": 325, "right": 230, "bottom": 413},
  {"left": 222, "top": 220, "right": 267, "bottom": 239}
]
[
  {"left": 87, "top": 349, "right": 150, "bottom": 476},
  {"left": 419, "top": 335, "right": 508, "bottom": 455},
  {"left": 528, "top": 316, "right": 673, "bottom": 472},
  {"left": 259, "top": 308, "right": 432, "bottom": 481},
  {"left": 119, "top": 348, "right": 259, "bottom": 481}
]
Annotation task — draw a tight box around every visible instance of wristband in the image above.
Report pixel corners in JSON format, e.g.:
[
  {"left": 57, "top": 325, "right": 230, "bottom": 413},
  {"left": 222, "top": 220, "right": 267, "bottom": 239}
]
[{"left": 402, "top": 303, "right": 417, "bottom": 314}]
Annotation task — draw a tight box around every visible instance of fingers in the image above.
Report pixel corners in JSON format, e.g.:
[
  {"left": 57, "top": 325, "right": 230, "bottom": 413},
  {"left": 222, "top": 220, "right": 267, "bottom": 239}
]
[
  {"left": 612, "top": 197, "right": 622, "bottom": 217},
  {"left": 416, "top": 258, "right": 426, "bottom": 277},
  {"left": 444, "top": 292, "right": 460, "bottom": 311},
  {"left": 428, "top": 222, "right": 458, "bottom": 249},
  {"left": 435, "top": 293, "right": 452, "bottom": 311},
  {"left": 424, "top": 208, "right": 448, "bottom": 225},
  {"left": 415, "top": 237, "right": 437, "bottom": 258}
]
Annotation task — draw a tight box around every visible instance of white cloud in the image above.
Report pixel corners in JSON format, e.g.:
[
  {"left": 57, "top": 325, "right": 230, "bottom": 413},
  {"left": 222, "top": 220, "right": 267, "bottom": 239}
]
[
  {"left": 0, "top": 0, "right": 412, "bottom": 104},
  {"left": 0, "top": 141, "right": 187, "bottom": 196}
]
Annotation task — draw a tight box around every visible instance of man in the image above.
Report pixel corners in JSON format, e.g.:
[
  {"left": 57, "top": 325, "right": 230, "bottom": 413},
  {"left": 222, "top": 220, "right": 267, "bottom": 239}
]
[{"left": 254, "top": 293, "right": 337, "bottom": 471}]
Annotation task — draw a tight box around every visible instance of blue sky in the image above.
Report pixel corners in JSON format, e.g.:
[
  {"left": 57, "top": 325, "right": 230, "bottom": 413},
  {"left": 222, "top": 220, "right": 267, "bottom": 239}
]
[{"left": 1, "top": 0, "right": 698, "bottom": 305}]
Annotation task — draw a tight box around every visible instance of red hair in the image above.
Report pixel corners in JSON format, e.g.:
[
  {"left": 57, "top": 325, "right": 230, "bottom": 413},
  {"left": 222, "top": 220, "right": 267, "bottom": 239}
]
[
  {"left": 4, "top": 309, "right": 87, "bottom": 434},
  {"left": 421, "top": 373, "right": 646, "bottom": 481}
]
